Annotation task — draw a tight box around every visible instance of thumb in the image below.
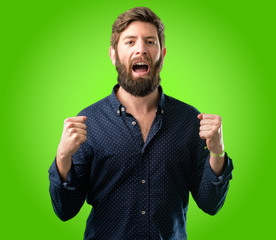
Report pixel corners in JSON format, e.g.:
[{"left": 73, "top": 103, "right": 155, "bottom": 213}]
[{"left": 197, "top": 113, "right": 204, "bottom": 120}]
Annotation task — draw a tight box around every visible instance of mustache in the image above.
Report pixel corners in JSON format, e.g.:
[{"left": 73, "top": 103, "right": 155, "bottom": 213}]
[
  {"left": 129, "top": 56, "right": 152, "bottom": 66},
  {"left": 115, "top": 51, "right": 163, "bottom": 75}
]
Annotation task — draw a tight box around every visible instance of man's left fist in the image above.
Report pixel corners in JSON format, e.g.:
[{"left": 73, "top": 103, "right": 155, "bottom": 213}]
[{"left": 197, "top": 113, "right": 224, "bottom": 156}]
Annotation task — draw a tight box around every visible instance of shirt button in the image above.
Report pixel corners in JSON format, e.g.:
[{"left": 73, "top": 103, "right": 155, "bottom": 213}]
[
  {"left": 141, "top": 180, "right": 146, "bottom": 184},
  {"left": 117, "top": 110, "right": 120, "bottom": 114},
  {"left": 161, "top": 109, "right": 164, "bottom": 114},
  {"left": 141, "top": 211, "right": 146, "bottom": 215},
  {"left": 121, "top": 107, "right": 125, "bottom": 111},
  {"left": 132, "top": 121, "right": 136, "bottom": 126}
]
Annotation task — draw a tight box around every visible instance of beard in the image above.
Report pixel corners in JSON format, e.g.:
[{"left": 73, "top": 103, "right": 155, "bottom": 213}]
[{"left": 115, "top": 51, "right": 163, "bottom": 97}]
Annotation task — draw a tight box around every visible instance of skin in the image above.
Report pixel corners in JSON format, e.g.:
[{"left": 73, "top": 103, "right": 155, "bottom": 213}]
[
  {"left": 198, "top": 113, "right": 225, "bottom": 176},
  {"left": 56, "top": 116, "right": 87, "bottom": 181},
  {"left": 56, "top": 21, "right": 225, "bottom": 181},
  {"left": 110, "top": 21, "right": 166, "bottom": 142},
  {"left": 110, "top": 21, "right": 166, "bottom": 79}
]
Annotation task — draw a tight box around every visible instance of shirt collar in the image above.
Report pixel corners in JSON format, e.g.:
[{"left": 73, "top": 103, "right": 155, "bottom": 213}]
[
  {"left": 157, "top": 85, "right": 166, "bottom": 114},
  {"left": 109, "top": 84, "right": 166, "bottom": 116},
  {"left": 109, "top": 84, "right": 122, "bottom": 115}
]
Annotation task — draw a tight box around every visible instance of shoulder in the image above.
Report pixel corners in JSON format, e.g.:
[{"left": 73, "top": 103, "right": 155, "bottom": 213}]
[
  {"left": 77, "top": 95, "right": 112, "bottom": 118},
  {"left": 163, "top": 94, "right": 201, "bottom": 117},
  {"left": 162, "top": 94, "right": 201, "bottom": 136}
]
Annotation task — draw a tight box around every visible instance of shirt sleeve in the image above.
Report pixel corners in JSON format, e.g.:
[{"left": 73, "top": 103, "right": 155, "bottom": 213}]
[
  {"left": 204, "top": 152, "right": 233, "bottom": 186},
  {"left": 189, "top": 134, "right": 234, "bottom": 215},
  {"left": 48, "top": 140, "right": 93, "bottom": 221}
]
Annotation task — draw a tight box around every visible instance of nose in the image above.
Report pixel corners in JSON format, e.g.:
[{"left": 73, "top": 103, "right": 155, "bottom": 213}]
[{"left": 134, "top": 39, "right": 147, "bottom": 56}]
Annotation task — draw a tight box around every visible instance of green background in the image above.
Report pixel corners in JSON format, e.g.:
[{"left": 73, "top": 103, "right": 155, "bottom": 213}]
[{"left": 1, "top": 0, "right": 275, "bottom": 239}]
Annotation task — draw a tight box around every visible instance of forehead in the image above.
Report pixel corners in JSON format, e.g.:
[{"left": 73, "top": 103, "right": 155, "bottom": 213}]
[{"left": 119, "top": 21, "right": 158, "bottom": 41}]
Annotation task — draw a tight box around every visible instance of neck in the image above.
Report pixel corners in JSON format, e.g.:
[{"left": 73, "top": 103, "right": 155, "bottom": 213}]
[{"left": 116, "top": 86, "right": 160, "bottom": 115}]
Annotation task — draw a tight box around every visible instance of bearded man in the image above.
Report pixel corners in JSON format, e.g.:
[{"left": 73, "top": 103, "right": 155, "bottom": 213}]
[{"left": 49, "top": 7, "right": 233, "bottom": 240}]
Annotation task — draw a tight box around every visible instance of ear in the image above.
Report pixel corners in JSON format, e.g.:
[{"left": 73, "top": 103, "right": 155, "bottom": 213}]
[
  {"left": 160, "top": 47, "right": 167, "bottom": 66},
  {"left": 109, "top": 46, "right": 116, "bottom": 66},
  {"left": 162, "top": 47, "right": 167, "bottom": 58}
]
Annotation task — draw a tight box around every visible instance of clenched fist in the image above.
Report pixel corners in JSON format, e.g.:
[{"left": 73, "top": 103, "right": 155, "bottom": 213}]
[
  {"left": 197, "top": 113, "right": 225, "bottom": 176},
  {"left": 197, "top": 113, "right": 224, "bottom": 156},
  {"left": 56, "top": 116, "right": 87, "bottom": 181}
]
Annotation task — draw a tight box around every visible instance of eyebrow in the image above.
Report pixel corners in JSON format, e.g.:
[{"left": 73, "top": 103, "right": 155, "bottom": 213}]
[{"left": 122, "top": 35, "right": 157, "bottom": 40}]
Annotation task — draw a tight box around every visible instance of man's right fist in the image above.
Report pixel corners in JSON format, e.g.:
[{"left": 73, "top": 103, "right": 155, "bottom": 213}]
[
  {"left": 57, "top": 116, "right": 87, "bottom": 157},
  {"left": 56, "top": 116, "right": 87, "bottom": 181}
]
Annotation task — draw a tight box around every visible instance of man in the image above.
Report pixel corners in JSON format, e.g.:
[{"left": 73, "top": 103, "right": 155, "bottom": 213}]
[{"left": 49, "top": 7, "right": 233, "bottom": 240}]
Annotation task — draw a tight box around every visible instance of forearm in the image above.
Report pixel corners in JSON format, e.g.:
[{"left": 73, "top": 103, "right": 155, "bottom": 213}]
[
  {"left": 49, "top": 181, "right": 87, "bottom": 221},
  {"left": 209, "top": 153, "right": 226, "bottom": 177},
  {"left": 48, "top": 158, "right": 89, "bottom": 221},
  {"left": 195, "top": 172, "right": 229, "bottom": 215},
  {"left": 56, "top": 153, "right": 72, "bottom": 182},
  {"left": 191, "top": 153, "right": 233, "bottom": 215}
]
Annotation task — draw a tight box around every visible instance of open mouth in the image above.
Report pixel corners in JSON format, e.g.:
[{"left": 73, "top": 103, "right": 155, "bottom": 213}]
[{"left": 132, "top": 61, "right": 149, "bottom": 74}]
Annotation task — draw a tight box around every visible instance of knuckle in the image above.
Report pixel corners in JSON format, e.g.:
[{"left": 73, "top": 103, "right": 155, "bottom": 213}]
[
  {"left": 215, "top": 115, "right": 222, "bottom": 122},
  {"left": 67, "top": 122, "right": 74, "bottom": 128},
  {"left": 72, "top": 133, "right": 79, "bottom": 139},
  {"left": 212, "top": 128, "right": 217, "bottom": 134},
  {"left": 68, "top": 133, "right": 78, "bottom": 141},
  {"left": 64, "top": 118, "right": 70, "bottom": 124},
  {"left": 64, "top": 122, "right": 73, "bottom": 130},
  {"left": 69, "top": 128, "right": 76, "bottom": 134}
]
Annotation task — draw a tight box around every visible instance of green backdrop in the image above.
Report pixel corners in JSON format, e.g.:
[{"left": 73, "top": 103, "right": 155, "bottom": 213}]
[{"left": 1, "top": 0, "right": 275, "bottom": 239}]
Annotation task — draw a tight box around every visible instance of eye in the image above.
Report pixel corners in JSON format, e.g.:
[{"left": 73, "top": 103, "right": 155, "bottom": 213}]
[
  {"left": 126, "top": 41, "right": 134, "bottom": 45},
  {"left": 147, "top": 40, "right": 156, "bottom": 45}
]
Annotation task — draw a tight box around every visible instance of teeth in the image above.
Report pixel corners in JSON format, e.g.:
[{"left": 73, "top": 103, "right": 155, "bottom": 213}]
[{"left": 134, "top": 62, "right": 147, "bottom": 66}]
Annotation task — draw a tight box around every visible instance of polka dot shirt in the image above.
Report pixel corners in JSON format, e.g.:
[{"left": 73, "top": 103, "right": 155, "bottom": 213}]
[{"left": 49, "top": 84, "right": 233, "bottom": 240}]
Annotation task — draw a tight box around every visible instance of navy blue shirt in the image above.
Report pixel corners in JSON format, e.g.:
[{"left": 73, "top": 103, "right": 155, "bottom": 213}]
[{"left": 49, "top": 84, "right": 233, "bottom": 240}]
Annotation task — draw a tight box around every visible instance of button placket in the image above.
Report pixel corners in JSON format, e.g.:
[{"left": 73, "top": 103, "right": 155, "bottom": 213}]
[{"left": 139, "top": 150, "right": 148, "bottom": 237}]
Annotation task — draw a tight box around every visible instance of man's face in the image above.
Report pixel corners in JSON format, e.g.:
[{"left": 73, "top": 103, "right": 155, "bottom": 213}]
[{"left": 112, "top": 21, "right": 166, "bottom": 97}]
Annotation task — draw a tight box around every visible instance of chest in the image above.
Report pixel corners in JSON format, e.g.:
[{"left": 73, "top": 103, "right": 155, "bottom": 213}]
[
  {"left": 135, "top": 113, "right": 156, "bottom": 143},
  {"left": 88, "top": 113, "right": 195, "bottom": 202}
]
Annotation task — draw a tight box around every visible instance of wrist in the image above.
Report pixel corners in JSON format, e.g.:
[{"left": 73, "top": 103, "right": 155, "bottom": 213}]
[
  {"left": 204, "top": 146, "right": 225, "bottom": 158},
  {"left": 56, "top": 149, "right": 72, "bottom": 181},
  {"left": 210, "top": 150, "right": 225, "bottom": 158},
  {"left": 57, "top": 147, "right": 71, "bottom": 161}
]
